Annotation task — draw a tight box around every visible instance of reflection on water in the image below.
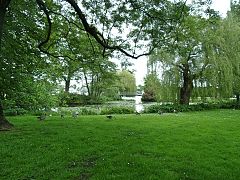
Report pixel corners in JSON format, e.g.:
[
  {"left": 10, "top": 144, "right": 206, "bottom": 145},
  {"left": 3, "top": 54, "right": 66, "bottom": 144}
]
[
  {"left": 135, "top": 96, "right": 144, "bottom": 113},
  {"left": 121, "top": 96, "right": 144, "bottom": 112}
]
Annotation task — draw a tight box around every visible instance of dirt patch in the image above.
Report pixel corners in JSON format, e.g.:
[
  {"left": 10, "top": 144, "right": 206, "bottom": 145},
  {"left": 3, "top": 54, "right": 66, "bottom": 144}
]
[
  {"left": 70, "top": 156, "right": 98, "bottom": 180},
  {"left": 81, "top": 156, "right": 98, "bottom": 168},
  {"left": 75, "top": 172, "right": 92, "bottom": 180}
]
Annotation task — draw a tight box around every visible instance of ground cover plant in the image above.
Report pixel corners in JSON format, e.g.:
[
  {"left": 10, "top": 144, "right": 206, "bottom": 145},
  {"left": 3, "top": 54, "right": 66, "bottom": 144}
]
[{"left": 1, "top": 109, "right": 240, "bottom": 179}]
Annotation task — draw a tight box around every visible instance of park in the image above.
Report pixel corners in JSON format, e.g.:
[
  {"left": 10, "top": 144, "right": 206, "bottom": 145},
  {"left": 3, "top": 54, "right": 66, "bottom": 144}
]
[
  {"left": 1, "top": 110, "right": 240, "bottom": 179},
  {"left": 1, "top": 0, "right": 240, "bottom": 179}
]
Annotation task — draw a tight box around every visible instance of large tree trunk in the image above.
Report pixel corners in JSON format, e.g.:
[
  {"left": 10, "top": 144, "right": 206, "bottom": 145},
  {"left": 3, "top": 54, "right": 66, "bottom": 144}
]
[
  {"left": 180, "top": 84, "right": 192, "bottom": 105},
  {"left": 0, "top": 1, "right": 7, "bottom": 47},
  {"left": 0, "top": 8, "right": 4, "bottom": 48},
  {"left": 179, "top": 64, "right": 193, "bottom": 105},
  {"left": 0, "top": 0, "right": 11, "bottom": 44},
  {"left": 63, "top": 72, "right": 71, "bottom": 93},
  {"left": 0, "top": 0, "right": 13, "bottom": 130},
  {"left": 0, "top": 99, "right": 13, "bottom": 130},
  {"left": 84, "top": 72, "right": 91, "bottom": 96},
  {"left": 64, "top": 79, "right": 71, "bottom": 93}
]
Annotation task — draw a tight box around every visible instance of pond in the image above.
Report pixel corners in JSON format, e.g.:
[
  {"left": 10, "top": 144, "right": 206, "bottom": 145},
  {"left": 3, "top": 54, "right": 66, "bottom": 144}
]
[
  {"left": 54, "top": 96, "right": 157, "bottom": 114},
  {"left": 121, "top": 96, "right": 144, "bottom": 112}
]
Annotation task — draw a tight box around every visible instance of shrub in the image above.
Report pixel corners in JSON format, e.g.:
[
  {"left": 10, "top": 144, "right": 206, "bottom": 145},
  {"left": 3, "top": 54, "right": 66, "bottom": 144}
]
[
  {"left": 4, "top": 108, "right": 28, "bottom": 116},
  {"left": 219, "top": 101, "right": 240, "bottom": 109},
  {"left": 29, "top": 110, "right": 46, "bottom": 116},
  {"left": 80, "top": 108, "right": 98, "bottom": 115},
  {"left": 144, "top": 103, "right": 220, "bottom": 114},
  {"left": 100, "top": 106, "right": 135, "bottom": 115},
  {"left": 141, "top": 90, "right": 156, "bottom": 102},
  {"left": 60, "top": 93, "right": 106, "bottom": 106}
]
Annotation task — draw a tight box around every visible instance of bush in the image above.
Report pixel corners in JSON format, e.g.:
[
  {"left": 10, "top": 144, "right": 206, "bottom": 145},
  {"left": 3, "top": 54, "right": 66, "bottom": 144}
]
[
  {"left": 144, "top": 103, "right": 220, "bottom": 114},
  {"left": 4, "top": 108, "right": 28, "bottom": 116},
  {"left": 141, "top": 90, "right": 156, "bottom": 102},
  {"left": 100, "top": 106, "right": 135, "bottom": 115},
  {"left": 28, "top": 110, "right": 47, "bottom": 116},
  {"left": 80, "top": 108, "right": 98, "bottom": 115},
  {"left": 60, "top": 93, "right": 105, "bottom": 106},
  {"left": 219, "top": 101, "right": 240, "bottom": 109}
]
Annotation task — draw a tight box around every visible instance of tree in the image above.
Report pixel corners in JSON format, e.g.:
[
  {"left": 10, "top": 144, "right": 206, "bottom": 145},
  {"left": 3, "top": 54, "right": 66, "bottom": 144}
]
[
  {"left": 0, "top": 0, "right": 45, "bottom": 129},
  {"left": 213, "top": 1, "right": 240, "bottom": 103},
  {"left": 147, "top": 1, "right": 223, "bottom": 105},
  {"left": 81, "top": 57, "right": 117, "bottom": 102},
  {"left": 142, "top": 73, "right": 161, "bottom": 102},
  {"left": 0, "top": 0, "right": 188, "bottom": 129},
  {"left": 117, "top": 70, "right": 137, "bottom": 96}
]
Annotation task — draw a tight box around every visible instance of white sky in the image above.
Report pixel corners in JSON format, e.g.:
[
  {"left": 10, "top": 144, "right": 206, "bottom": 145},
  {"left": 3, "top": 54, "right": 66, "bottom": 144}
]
[{"left": 133, "top": 0, "right": 231, "bottom": 85}]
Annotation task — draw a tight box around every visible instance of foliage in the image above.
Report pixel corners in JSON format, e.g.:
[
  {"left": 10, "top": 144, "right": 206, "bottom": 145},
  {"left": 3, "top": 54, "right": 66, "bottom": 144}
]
[
  {"left": 83, "top": 60, "right": 118, "bottom": 100},
  {"left": 59, "top": 92, "right": 121, "bottom": 106},
  {"left": 1, "top": 0, "right": 240, "bottom": 129},
  {"left": 3, "top": 108, "right": 27, "bottom": 116},
  {"left": 60, "top": 93, "right": 93, "bottom": 106},
  {"left": 219, "top": 101, "right": 240, "bottom": 109},
  {"left": 145, "top": 1, "right": 226, "bottom": 105},
  {"left": 100, "top": 106, "right": 135, "bottom": 115},
  {"left": 80, "top": 108, "right": 99, "bottom": 115},
  {"left": 101, "top": 87, "right": 121, "bottom": 101},
  {"left": 2, "top": 79, "right": 59, "bottom": 111},
  {"left": 116, "top": 70, "right": 137, "bottom": 96},
  {"left": 81, "top": 0, "right": 179, "bottom": 55},
  {"left": 3, "top": 99, "right": 41, "bottom": 117},
  {"left": 213, "top": 3, "right": 240, "bottom": 102},
  {"left": 141, "top": 90, "right": 156, "bottom": 102},
  {"left": 0, "top": 1, "right": 60, "bottom": 120},
  {"left": 142, "top": 74, "right": 160, "bottom": 102},
  {"left": 144, "top": 103, "right": 217, "bottom": 113},
  {"left": 145, "top": 100, "right": 240, "bottom": 113}
]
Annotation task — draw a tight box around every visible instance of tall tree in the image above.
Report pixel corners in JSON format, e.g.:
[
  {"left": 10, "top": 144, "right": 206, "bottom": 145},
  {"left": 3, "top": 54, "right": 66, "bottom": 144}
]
[
  {"left": 142, "top": 73, "right": 161, "bottom": 102},
  {"left": 0, "top": 0, "right": 187, "bottom": 129},
  {"left": 117, "top": 70, "right": 137, "bottom": 96},
  {"left": 213, "top": 1, "right": 240, "bottom": 103},
  {"left": 82, "top": 57, "right": 117, "bottom": 101},
  {"left": 147, "top": 2, "right": 221, "bottom": 104},
  {"left": 0, "top": 0, "right": 45, "bottom": 129},
  {"left": 0, "top": 0, "right": 12, "bottom": 129}
]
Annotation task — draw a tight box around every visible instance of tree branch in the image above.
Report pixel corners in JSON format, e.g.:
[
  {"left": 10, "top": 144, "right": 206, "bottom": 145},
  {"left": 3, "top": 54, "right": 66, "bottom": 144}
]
[
  {"left": 64, "top": 0, "right": 155, "bottom": 59},
  {"left": 36, "top": 0, "right": 52, "bottom": 50}
]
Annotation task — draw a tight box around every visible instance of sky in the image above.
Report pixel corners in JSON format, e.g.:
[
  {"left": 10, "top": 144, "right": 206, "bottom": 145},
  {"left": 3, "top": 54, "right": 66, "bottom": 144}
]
[{"left": 133, "top": 0, "right": 231, "bottom": 86}]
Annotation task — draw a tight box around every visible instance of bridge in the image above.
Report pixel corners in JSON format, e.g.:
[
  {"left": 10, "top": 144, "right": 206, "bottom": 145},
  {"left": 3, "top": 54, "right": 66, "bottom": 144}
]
[{"left": 119, "top": 91, "right": 143, "bottom": 97}]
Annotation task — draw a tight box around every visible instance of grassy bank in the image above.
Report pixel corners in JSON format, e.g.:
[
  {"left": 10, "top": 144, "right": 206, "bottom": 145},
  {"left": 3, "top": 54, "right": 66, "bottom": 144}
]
[{"left": 1, "top": 110, "right": 240, "bottom": 179}]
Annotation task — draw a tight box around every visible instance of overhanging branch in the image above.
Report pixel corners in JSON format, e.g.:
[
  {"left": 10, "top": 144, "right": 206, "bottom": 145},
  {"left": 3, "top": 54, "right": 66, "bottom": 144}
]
[
  {"left": 64, "top": 0, "right": 154, "bottom": 59},
  {"left": 36, "top": 0, "right": 52, "bottom": 50}
]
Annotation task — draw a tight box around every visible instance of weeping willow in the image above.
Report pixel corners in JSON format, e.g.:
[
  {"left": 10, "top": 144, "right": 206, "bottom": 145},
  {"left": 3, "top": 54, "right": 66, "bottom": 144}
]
[
  {"left": 147, "top": 50, "right": 180, "bottom": 103},
  {"left": 147, "top": 43, "right": 237, "bottom": 104},
  {"left": 145, "top": 6, "right": 240, "bottom": 104}
]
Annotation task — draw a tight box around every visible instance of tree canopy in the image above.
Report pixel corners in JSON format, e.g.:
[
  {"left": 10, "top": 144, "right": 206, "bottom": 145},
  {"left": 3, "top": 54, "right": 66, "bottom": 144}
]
[
  {"left": 1, "top": 0, "right": 240, "bottom": 129},
  {"left": 145, "top": 0, "right": 240, "bottom": 104}
]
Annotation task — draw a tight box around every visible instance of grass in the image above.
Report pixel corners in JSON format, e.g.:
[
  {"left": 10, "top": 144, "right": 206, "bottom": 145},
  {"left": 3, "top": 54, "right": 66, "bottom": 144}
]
[{"left": 1, "top": 109, "right": 240, "bottom": 179}]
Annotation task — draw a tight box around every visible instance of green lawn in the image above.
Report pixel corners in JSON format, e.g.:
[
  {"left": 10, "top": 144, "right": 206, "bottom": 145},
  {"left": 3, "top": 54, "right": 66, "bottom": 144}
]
[{"left": 1, "top": 110, "right": 240, "bottom": 179}]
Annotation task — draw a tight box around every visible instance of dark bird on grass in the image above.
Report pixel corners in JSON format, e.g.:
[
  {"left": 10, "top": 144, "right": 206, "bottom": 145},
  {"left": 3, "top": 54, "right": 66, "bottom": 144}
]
[
  {"left": 60, "top": 113, "right": 65, "bottom": 118},
  {"left": 135, "top": 111, "right": 141, "bottom": 115},
  {"left": 37, "top": 114, "right": 46, "bottom": 121},
  {"left": 158, "top": 110, "right": 163, "bottom": 115},
  {"left": 106, "top": 115, "right": 114, "bottom": 119},
  {"left": 72, "top": 112, "right": 79, "bottom": 118}
]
